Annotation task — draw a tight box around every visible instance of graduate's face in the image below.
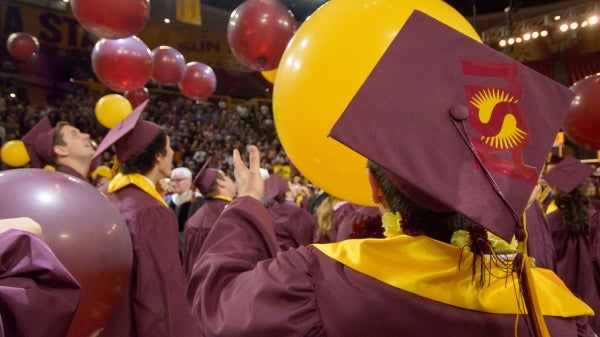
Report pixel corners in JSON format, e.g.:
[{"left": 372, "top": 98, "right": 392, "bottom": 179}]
[
  {"left": 157, "top": 137, "right": 174, "bottom": 179},
  {"left": 54, "top": 125, "right": 95, "bottom": 162}
]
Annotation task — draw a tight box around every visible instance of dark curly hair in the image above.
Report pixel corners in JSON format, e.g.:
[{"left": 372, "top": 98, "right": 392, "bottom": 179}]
[
  {"left": 120, "top": 130, "right": 168, "bottom": 175},
  {"left": 555, "top": 187, "right": 590, "bottom": 234},
  {"left": 367, "top": 161, "right": 472, "bottom": 244}
]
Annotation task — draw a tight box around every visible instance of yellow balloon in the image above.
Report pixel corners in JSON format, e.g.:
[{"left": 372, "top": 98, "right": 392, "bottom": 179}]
[
  {"left": 261, "top": 68, "right": 277, "bottom": 84},
  {"left": 273, "top": 0, "right": 481, "bottom": 206},
  {"left": 1, "top": 140, "right": 30, "bottom": 167},
  {"left": 95, "top": 94, "right": 133, "bottom": 128}
]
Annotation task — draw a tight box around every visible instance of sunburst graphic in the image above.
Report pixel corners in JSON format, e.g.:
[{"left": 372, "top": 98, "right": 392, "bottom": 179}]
[{"left": 469, "top": 88, "right": 527, "bottom": 149}]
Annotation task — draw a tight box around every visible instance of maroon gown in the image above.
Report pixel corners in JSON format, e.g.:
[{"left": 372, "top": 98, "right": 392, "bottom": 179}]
[
  {"left": 548, "top": 204, "right": 600, "bottom": 333},
  {"left": 267, "top": 200, "right": 317, "bottom": 250},
  {"left": 0, "top": 229, "right": 81, "bottom": 337},
  {"left": 187, "top": 197, "right": 594, "bottom": 337},
  {"left": 99, "top": 185, "right": 201, "bottom": 337},
  {"left": 183, "top": 199, "right": 229, "bottom": 276},
  {"left": 524, "top": 201, "right": 557, "bottom": 271},
  {"left": 335, "top": 206, "right": 380, "bottom": 241}
]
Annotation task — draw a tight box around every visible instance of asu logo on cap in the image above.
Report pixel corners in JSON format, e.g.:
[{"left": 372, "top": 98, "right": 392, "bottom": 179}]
[{"left": 464, "top": 61, "right": 537, "bottom": 184}]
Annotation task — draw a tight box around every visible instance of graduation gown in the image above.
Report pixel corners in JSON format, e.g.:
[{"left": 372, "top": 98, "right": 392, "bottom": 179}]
[
  {"left": 335, "top": 206, "right": 380, "bottom": 241},
  {"left": 183, "top": 198, "right": 229, "bottom": 276},
  {"left": 267, "top": 200, "right": 317, "bottom": 250},
  {"left": 0, "top": 229, "right": 81, "bottom": 337},
  {"left": 56, "top": 164, "right": 89, "bottom": 182},
  {"left": 100, "top": 184, "right": 201, "bottom": 337},
  {"left": 524, "top": 201, "right": 557, "bottom": 271},
  {"left": 188, "top": 197, "right": 594, "bottom": 337},
  {"left": 548, "top": 205, "right": 600, "bottom": 333}
]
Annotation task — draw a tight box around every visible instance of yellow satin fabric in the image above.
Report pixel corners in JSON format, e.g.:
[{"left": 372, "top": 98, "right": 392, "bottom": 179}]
[
  {"left": 312, "top": 235, "right": 593, "bottom": 317},
  {"left": 211, "top": 195, "right": 233, "bottom": 202},
  {"left": 108, "top": 173, "right": 168, "bottom": 207}
]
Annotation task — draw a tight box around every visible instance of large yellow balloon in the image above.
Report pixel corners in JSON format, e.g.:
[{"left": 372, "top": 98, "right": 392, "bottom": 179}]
[
  {"left": 273, "top": 0, "right": 481, "bottom": 206},
  {"left": 1, "top": 140, "right": 30, "bottom": 167},
  {"left": 95, "top": 94, "right": 133, "bottom": 128}
]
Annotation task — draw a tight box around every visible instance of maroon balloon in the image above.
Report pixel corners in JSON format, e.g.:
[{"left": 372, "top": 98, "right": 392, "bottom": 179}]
[
  {"left": 0, "top": 169, "right": 132, "bottom": 337},
  {"left": 70, "top": 0, "right": 148, "bottom": 39},
  {"left": 92, "top": 36, "right": 152, "bottom": 93},
  {"left": 124, "top": 87, "right": 150, "bottom": 108},
  {"left": 151, "top": 46, "right": 186, "bottom": 85},
  {"left": 563, "top": 73, "right": 600, "bottom": 150},
  {"left": 6, "top": 32, "right": 39, "bottom": 61},
  {"left": 227, "top": 0, "right": 297, "bottom": 71},
  {"left": 178, "top": 62, "right": 217, "bottom": 100}
]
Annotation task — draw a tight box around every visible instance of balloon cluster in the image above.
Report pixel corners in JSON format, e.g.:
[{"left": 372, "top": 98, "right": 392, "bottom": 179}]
[
  {"left": 67, "top": 0, "right": 218, "bottom": 124},
  {"left": 563, "top": 73, "right": 600, "bottom": 150}
]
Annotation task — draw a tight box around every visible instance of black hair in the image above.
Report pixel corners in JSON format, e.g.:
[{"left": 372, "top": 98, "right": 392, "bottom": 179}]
[
  {"left": 121, "top": 130, "right": 168, "bottom": 175},
  {"left": 367, "top": 161, "right": 471, "bottom": 243}
]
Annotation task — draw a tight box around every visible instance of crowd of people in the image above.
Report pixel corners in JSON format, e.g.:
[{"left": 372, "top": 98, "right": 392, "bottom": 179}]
[{"left": 0, "top": 78, "right": 290, "bottom": 179}]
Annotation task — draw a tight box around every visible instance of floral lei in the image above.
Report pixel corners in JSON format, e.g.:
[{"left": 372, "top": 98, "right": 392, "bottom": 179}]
[{"left": 381, "top": 211, "right": 518, "bottom": 252}]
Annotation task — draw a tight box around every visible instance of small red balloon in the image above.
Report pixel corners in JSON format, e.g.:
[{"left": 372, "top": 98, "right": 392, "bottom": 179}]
[
  {"left": 92, "top": 36, "right": 152, "bottom": 93},
  {"left": 151, "top": 46, "right": 186, "bottom": 85},
  {"left": 124, "top": 87, "right": 150, "bottom": 108},
  {"left": 6, "top": 32, "right": 39, "bottom": 61},
  {"left": 178, "top": 62, "right": 217, "bottom": 100},
  {"left": 70, "top": 0, "right": 148, "bottom": 39},
  {"left": 0, "top": 169, "right": 132, "bottom": 337},
  {"left": 563, "top": 73, "right": 600, "bottom": 150},
  {"left": 227, "top": 0, "right": 297, "bottom": 71}
]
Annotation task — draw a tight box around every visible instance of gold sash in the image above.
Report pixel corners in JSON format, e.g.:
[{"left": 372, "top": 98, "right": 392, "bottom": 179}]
[
  {"left": 312, "top": 235, "right": 593, "bottom": 317},
  {"left": 108, "top": 173, "right": 168, "bottom": 207}
]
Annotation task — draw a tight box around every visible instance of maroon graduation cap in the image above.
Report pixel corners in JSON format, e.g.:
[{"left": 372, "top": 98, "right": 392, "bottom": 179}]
[
  {"left": 193, "top": 157, "right": 219, "bottom": 196},
  {"left": 329, "top": 11, "right": 574, "bottom": 242},
  {"left": 544, "top": 156, "right": 594, "bottom": 193},
  {"left": 22, "top": 116, "right": 55, "bottom": 168},
  {"left": 263, "top": 173, "right": 289, "bottom": 204},
  {"left": 93, "top": 100, "right": 160, "bottom": 163}
]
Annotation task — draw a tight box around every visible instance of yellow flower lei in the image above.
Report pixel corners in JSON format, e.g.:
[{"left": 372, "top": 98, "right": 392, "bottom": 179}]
[{"left": 381, "top": 212, "right": 403, "bottom": 238}]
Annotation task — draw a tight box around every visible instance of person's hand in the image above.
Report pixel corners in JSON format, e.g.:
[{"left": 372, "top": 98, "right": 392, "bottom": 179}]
[
  {"left": 233, "top": 145, "right": 264, "bottom": 201},
  {"left": 0, "top": 217, "right": 43, "bottom": 236}
]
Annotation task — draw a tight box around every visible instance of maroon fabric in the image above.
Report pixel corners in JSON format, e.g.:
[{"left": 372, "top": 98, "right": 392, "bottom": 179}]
[
  {"left": 0, "top": 229, "right": 81, "bottom": 337},
  {"left": 544, "top": 156, "right": 595, "bottom": 193},
  {"left": 183, "top": 199, "right": 229, "bottom": 277},
  {"left": 22, "top": 116, "right": 55, "bottom": 168},
  {"left": 525, "top": 201, "right": 557, "bottom": 271},
  {"left": 329, "top": 11, "right": 574, "bottom": 243},
  {"left": 187, "top": 197, "right": 592, "bottom": 337},
  {"left": 548, "top": 205, "right": 600, "bottom": 333},
  {"left": 335, "top": 206, "right": 380, "bottom": 241},
  {"left": 267, "top": 200, "right": 317, "bottom": 250},
  {"left": 99, "top": 185, "right": 202, "bottom": 337},
  {"left": 192, "top": 158, "right": 219, "bottom": 196},
  {"left": 56, "top": 164, "right": 89, "bottom": 183}
]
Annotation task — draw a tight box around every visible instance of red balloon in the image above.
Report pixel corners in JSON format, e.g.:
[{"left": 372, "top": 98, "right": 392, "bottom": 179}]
[
  {"left": 0, "top": 169, "right": 132, "bottom": 337},
  {"left": 178, "top": 62, "right": 217, "bottom": 100},
  {"left": 6, "top": 32, "right": 39, "bottom": 61},
  {"left": 70, "top": 0, "right": 148, "bottom": 39},
  {"left": 227, "top": 0, "right": 297, "bottom": 71},
  {"left": 124, "top": 87, "right": 150, "bottom": 108},
  {"left": 92, "top": 36, "right": 152, "bottom": 93},
  {"left": 563, "top": 73, "right": 600, "bottom": 150},
  {"left": 151, "top": 46, "right": 186, "bottom": 85}
]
